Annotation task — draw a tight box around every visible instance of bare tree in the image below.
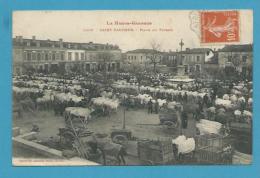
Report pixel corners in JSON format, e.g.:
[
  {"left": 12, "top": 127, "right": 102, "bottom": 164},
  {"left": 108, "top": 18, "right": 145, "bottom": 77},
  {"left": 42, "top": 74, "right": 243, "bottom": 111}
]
[
  {"left": 147, "top": 40, "right": 162, "bottom": 73},
  {"left": 96, "top": 51, "right": 114, "bottom": 86}
]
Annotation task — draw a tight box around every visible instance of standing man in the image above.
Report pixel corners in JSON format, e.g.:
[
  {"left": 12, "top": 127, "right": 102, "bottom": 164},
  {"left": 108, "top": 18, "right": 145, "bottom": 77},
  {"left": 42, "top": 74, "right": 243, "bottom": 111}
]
[
  {"left": 203, "top": 94, "right": 209, "bottom": 108},
  {"left": 155, "top": 99, "right": 159, "bottom": 114},
  {"left": 148, "top": 99, "right": 153, "bottom": 114},
  {"left": 183, "top": 92, "right": 188, "bottom": 103},
  {"left": 181, "top": 111, "right": 188, "bottom": 129}
]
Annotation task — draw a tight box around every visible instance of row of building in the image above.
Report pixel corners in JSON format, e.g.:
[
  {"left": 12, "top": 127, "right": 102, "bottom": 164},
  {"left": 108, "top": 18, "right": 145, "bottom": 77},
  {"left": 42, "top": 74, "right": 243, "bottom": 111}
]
[
  {"left": 125, "top": 45, "right": 252, "bottom": 75},
  {"left": 13, "top": 36, "right": 253, "bottom": 76},
  {"left": 13, "top": 36, "right": 122, "bottom": 75}
]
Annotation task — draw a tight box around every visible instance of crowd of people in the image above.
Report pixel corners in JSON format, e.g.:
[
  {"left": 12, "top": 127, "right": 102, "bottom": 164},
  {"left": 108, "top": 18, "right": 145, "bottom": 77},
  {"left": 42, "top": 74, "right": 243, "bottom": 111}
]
[{"left": 13, "top": 71, "right": 253, "bottom": 133}]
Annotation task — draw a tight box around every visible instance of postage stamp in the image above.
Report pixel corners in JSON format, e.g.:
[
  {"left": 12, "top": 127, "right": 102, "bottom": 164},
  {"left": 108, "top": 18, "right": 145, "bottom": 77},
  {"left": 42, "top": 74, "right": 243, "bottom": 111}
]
[{"left": 200, "top": 10, "right": 240, "bottom": 43}]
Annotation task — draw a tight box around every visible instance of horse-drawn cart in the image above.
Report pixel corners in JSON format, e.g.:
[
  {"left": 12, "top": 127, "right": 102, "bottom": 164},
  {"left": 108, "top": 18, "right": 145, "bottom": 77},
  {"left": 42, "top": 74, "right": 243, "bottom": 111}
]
[{"left": 159, "top": 110, "right": 179, "bottom": 129}]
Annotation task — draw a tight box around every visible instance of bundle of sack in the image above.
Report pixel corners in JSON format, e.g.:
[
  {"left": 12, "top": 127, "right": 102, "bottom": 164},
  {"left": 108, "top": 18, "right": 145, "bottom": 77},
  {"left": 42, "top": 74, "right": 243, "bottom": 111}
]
[
  {"left": 172, "top": 135, "right": 195, "bottom": 154},
  {"left": 196, "top": 119, "right": 222, "bottom": 135}
]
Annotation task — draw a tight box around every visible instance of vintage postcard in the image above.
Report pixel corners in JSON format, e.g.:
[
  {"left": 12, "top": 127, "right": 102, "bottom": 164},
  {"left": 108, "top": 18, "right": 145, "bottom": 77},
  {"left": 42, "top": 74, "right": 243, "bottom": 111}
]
[{"left": 12, "top": 10, "right": 253, "bottom": 166}]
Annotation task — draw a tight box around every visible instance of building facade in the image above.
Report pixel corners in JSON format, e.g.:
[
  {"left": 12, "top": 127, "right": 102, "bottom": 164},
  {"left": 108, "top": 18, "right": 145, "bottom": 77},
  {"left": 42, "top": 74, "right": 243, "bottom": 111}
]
[
  {"left": 161, "top": 51, "right": 178, "bottom": 67},
  {"left": 178, "top": 48, "right": 215, "bottom": 75},
  {"left": 126, "top": 49, "right": 163, "bottom": 67},
  {"left": 13, "top": 36, "right": 122, "bottom": 75},
  {"left": 218, "top": 44, "right": 253, "bottom": 73}
]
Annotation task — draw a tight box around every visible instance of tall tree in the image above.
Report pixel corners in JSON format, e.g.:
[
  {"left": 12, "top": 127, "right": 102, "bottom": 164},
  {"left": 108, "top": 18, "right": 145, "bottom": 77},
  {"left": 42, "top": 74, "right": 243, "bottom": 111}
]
[{"left": 146, "top": 41, "right": 162, "bottom": 73}]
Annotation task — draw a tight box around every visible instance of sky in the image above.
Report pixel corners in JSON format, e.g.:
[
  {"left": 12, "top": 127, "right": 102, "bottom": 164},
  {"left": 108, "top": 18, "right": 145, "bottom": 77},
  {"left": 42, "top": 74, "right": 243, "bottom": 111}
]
[{"left": 13, "top": 10, "right": 253, "bottom": 52}]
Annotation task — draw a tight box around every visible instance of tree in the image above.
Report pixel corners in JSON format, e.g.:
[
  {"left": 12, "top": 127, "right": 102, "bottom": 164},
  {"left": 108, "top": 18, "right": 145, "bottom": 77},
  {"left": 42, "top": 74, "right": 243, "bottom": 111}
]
[
  {"left": 146, "top": 40, "right": 162, "bottom": 73},
  {"left": 97, "top": 52, "right": 114, "bottom": 72}
]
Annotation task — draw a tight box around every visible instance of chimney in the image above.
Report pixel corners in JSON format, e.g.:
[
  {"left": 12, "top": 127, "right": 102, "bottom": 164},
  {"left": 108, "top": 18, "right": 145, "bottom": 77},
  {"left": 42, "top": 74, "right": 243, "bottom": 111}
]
[
  {"left": 59, "top": 38, "right": 63, "bottom": 48},
  {"left": 14, "top": 36, "right": 19, "bottom": 43},
  {"left": 32, "top": 36, "right": 36, "bottom": 40},
  {"left": 19, "top": 36, "right": 23, "bottom": 44}
]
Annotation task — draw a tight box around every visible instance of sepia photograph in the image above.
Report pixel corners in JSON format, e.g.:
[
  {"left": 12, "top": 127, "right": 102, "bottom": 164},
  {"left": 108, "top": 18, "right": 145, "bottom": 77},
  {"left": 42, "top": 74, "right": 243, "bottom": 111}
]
[{"left": 12, "top": 10, "right": 253, "bottom": 166}]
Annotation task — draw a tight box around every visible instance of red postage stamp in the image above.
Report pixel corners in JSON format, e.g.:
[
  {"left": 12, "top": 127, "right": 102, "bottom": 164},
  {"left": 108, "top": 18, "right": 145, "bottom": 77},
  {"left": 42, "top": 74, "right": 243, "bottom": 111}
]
[{"left": 200, "top": 10, "right": 240, "bottom": 43}]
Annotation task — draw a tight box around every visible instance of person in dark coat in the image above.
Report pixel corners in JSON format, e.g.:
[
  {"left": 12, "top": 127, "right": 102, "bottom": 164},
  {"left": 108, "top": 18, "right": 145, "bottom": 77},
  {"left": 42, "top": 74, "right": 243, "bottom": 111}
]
[
  {"left": 148, "top": 99, "right": 153, "bottom": 114},
  {"left": 193, "top": 107, "right": 201, "bottom": 121},
  {"left": 154, "top": 100, "right": 159, "bottom": 114},
  {"left": 198, "top": 100, "right": 203, "bottom": 113},
  {"left": 178, "top": 93, "right": 182, "bottom": 102},
  {"left": 68, "top": 99, "right": 74, "bottom": 107},
  {"left": 203, "top": 94, "right": 209, "bottom": 107},
  {"left": 53, "top": 100, "right": 59, "bottom": 115},
  {"left": 181, "top": 111, "right": 188, "bottom": 129},
  {"left": 183, "top": 92, "right": 188, "bottom": 103}
]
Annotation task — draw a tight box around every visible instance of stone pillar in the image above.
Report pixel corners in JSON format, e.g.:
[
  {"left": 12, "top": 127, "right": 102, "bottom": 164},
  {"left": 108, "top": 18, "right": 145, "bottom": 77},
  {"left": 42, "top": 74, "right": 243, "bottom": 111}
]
[{"left": 177, "top": 65, "right": 185, "bottom": 76}]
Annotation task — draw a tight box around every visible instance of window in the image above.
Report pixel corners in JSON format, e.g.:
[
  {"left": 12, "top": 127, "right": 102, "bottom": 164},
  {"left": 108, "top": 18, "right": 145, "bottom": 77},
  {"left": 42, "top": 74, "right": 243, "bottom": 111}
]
[
  {"left": 81, "top": 53, "right": 84, "bottom": 60},
  {"left": 242, "top": 55, "right": 247, "bottom": 63},
  {"left": 68, "top": 52, "right": 72, "bottom": 61},
  {"left": 41, "top": 53, "right": 44, "bottom": 60},
  {"left": 55, "top": 53, "right": 59, "bottom": 60},
  {"left": 61, "top": 53, "right": 64, "bottom": 60},
  {"left": 23, "top": 52, "right": 27, "bottom": 60},
  {"left": 75, "top": 52, "right": 79, "bottom": 60},
  {"left": 52, "top": 53, "right": 55, "bottom": 60},
  {"left": 196, "top": 65, "right": 201, "bottom": 72},
  {"left": 45, "top": 53, "right": 48, "bottom": 61},
  {"left": 196, "top": 56, "right": 200, "bottom": 62},
  {"left": 32, "top": 53, "right": 36, "bottom": 60},
  {"left": 27, "top": 53, "right": 31, "bottom": 61},
  {"left": 48, "top": 53, "right": 52, "bottom": 61},
  {"left": 37, "top": 53, "right": 41, "bottom": 61},
  {"left": 134, "top": 56, "right": 137, "bottom": 60}
]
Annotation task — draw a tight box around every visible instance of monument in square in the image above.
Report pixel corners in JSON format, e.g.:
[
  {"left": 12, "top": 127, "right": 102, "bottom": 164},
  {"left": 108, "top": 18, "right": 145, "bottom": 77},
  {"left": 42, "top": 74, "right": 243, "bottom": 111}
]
[{"left": 167, "top": 39, "right": 195, "bottom": 85}]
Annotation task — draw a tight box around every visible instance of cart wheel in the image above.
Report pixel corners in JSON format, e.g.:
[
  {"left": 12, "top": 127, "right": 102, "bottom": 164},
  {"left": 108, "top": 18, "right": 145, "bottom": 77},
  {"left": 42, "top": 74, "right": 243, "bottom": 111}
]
[
  {"left": 112, "top": 135, "right": 128, "bottom": 145},
  {"left": 63, "top": 131, "right": 76, "bottom": 143}
]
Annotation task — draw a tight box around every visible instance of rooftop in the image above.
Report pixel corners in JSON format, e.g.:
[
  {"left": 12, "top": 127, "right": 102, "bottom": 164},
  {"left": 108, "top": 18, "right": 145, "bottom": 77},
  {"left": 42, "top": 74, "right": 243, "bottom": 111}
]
[
  {"left": 126, "top": 49, "right": 162, "bottom": 54},
  {"left": 13, "top": 36, "right": 120, "bottom": 51},
  {"left": 218, "top": 44, "right": 253, "bottom": 52},
  {"left": 180, "top": 48, "right": 212, "bottom": 54}
]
